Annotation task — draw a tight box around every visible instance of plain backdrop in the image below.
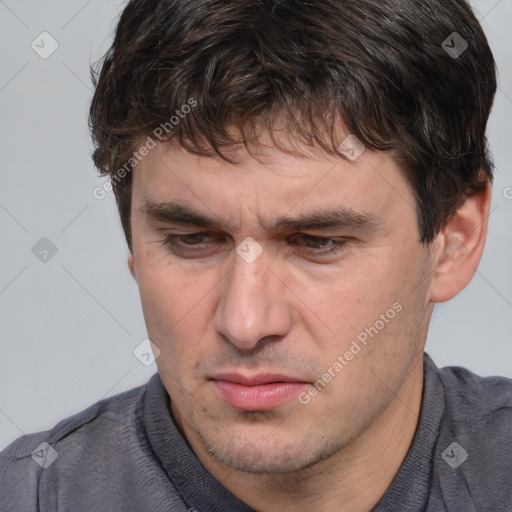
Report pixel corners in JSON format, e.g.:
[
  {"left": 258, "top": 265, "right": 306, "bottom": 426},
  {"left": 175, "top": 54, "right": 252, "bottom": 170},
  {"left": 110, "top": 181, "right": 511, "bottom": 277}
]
[{"left": 1, "top": 0, "right": 511, "bottom": 451}]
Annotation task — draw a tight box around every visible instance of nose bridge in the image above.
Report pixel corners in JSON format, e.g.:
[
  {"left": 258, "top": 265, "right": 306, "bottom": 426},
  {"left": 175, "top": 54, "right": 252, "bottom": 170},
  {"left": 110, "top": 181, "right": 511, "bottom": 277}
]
[{"left": 214, "top": 252, "right": 290, "bottom": 350}]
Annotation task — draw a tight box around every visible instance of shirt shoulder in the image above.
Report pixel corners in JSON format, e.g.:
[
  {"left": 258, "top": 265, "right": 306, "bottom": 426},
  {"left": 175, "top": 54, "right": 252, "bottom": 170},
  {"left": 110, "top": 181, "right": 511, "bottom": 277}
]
[
  {"left": 437, "top": 362, "right": 512, "bottom": 434},
  {"left": 430, "top": 362, "right": 512, "bottom": 511},
  {"left": 1, "top": 384, "right": 143, "bottom": 459},
  {"left": 0, "top": 381, "right": 149, "bottom": 511}
]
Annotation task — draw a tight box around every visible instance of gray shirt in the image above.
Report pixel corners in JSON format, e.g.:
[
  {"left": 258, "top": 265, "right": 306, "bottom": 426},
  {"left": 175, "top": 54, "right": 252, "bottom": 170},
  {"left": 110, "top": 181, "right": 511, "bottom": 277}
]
[{"left": 1, "top": 353, "right": 511, "bottom": 511}]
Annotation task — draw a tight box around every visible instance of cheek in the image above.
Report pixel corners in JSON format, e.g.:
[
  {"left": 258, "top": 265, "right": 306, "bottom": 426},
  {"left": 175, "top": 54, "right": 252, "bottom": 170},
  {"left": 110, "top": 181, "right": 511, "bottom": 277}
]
[
  {"left": 135, "top": 259, "right": 215, "bottom": 366},
  {"left": 296, "top": 248, "right": 422, "bottom": 366},
  {"left": 135, "top": 264, "right": 183, "bottom": 343},
  {"left": 136, "top": 250, "right": 197, "bottom": 318},
  {"left": 299, "top": 264, "right": 398, "bottom": 340}
]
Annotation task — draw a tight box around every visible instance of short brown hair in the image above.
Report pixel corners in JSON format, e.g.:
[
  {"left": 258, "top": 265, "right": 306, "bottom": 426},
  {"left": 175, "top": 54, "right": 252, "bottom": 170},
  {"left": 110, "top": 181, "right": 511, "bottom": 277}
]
[{"left": 89, "top": 0, "right": 497, "bottom": 250}]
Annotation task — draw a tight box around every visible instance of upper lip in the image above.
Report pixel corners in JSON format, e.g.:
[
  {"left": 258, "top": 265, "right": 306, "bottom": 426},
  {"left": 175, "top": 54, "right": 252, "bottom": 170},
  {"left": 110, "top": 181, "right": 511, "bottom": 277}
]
[{"left": 211, "top": 373, "right": 307, "bottom": 386}]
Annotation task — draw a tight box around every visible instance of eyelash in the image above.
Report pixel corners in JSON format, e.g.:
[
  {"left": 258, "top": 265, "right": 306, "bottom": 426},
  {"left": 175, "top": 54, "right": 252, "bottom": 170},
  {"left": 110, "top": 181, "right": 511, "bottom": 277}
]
[{"left": 161, "top": 233, "right": 347, "bottom": 257}]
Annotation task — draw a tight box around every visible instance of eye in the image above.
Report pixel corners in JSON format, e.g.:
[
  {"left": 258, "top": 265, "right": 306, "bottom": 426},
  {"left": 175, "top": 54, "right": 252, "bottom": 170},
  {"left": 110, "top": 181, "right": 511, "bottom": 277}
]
[
  {"left": 164, "top": 233, "right": 212, "bottom": 246},
  {"left": 161, "top": 232, "right": 224, "bottom": 255},
  {"left": 291, "top": 234, "right": 347, "bottom": 257},
  {"left": 160, "top": 232, "right": 347, "bottom": 260}
]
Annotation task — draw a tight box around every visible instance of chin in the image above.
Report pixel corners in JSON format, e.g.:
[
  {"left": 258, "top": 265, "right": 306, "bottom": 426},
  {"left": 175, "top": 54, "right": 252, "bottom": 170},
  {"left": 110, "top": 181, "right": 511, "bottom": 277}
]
[{"left": 197, "top": 428, "right": 346, "bottom": 475}]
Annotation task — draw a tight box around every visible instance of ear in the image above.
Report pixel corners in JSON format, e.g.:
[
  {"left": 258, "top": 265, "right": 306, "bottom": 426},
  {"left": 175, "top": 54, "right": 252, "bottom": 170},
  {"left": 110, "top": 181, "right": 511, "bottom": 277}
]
[
  {"left": 429, "top": 181, "right": 492, "bottom": 303},
  {"left": 128, "top": 251, "right": 137, "bottom": 280}
]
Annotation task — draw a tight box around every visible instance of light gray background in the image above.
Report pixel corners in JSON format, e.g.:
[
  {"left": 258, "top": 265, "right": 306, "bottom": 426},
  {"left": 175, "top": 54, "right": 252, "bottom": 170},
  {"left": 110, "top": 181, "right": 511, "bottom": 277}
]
[{"left": 1, "top": 0, "right": 511, "bottom": 451}]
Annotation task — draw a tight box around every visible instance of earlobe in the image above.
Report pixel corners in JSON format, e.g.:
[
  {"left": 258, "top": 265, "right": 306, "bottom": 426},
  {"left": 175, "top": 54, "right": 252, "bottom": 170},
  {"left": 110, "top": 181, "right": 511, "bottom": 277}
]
[
  {"left": 128, "top": 252, "right": 136, "bottom": 280},
  {"left": 429, "top": 181, "right": 492, "bottom": 303}
]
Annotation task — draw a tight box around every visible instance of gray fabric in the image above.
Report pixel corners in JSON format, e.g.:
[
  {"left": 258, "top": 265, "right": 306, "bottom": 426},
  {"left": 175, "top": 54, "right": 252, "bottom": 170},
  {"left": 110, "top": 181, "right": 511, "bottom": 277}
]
[{"left": 1, "top": 353, "right": 510, "bottom": 511}]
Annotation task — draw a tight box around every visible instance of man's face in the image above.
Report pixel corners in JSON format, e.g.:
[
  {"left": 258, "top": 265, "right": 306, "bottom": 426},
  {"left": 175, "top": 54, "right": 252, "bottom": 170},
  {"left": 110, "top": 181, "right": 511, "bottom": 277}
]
[{"left": 129, "top": 136, "right": 435, "bottom": 474}]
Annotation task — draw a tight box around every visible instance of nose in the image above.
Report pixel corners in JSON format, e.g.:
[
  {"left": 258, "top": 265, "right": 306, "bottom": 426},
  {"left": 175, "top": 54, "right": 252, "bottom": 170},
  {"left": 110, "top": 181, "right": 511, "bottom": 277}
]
[{"left": 213, "top": 251, "right": 292, "bottom": 351}]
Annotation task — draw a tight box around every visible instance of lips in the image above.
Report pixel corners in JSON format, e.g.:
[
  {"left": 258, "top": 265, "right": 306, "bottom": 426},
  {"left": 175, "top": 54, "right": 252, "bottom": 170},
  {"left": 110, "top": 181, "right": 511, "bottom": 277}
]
[{"left": 211, "top": 373, "right": 309, "bottom": 411}]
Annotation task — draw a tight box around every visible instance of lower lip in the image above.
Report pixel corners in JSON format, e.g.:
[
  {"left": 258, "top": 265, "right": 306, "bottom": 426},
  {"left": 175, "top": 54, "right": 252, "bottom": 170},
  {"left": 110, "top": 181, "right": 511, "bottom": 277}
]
[{"left": 213, "top": 381, "right": 309, "bottom": 411}]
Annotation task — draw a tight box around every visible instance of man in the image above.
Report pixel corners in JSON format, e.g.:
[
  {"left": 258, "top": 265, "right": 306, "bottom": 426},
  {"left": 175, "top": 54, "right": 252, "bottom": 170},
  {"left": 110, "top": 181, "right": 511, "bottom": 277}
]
[{"left": 1, "top": 0, "right": 510, "bottom": 510}]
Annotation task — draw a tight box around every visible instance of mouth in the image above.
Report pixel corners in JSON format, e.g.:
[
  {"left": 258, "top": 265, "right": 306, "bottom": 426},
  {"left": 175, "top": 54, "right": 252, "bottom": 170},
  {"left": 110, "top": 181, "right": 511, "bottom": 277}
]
[{"left": 211, "top": 373, "right": 310, "bottom": 411}]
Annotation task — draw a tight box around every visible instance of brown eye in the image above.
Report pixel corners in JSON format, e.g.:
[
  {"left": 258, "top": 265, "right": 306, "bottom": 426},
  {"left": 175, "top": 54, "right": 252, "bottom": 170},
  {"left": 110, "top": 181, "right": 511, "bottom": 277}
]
[
  {"left": 167, "top": 233, "right": 211, "bottom": 246},
  {"left": 161, "top": 232, "right": 224, "bottom": 256},
  {"left": 291, "top": 235, "right": 347, "bottom": 257}
]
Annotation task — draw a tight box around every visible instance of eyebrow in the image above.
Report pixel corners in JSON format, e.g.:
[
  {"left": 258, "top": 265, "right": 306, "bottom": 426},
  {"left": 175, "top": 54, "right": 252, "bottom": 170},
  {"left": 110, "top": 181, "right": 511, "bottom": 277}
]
[{"left": 141, "top": 200, "right": 379, "bottom": 233}]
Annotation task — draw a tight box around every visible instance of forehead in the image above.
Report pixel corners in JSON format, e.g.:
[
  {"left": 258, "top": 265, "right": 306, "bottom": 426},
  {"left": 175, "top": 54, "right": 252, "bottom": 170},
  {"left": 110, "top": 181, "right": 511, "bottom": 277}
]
[{"left": 130, "top": 137, "right": 416, "bottom": 234}]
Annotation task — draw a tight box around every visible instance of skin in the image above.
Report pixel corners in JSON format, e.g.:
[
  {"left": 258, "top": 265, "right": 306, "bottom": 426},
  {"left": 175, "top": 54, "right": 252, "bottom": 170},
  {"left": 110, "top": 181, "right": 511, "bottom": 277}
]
[{"left": 127, "top": 132, "right": 491, "bottom": 511}]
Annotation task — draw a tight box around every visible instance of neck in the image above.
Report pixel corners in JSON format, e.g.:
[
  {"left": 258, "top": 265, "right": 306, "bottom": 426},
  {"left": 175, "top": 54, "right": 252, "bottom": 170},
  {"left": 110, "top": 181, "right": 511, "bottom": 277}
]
[{"left": 183, "top": 357, "right": 424, "bottom": 512}]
